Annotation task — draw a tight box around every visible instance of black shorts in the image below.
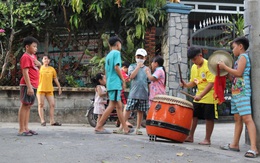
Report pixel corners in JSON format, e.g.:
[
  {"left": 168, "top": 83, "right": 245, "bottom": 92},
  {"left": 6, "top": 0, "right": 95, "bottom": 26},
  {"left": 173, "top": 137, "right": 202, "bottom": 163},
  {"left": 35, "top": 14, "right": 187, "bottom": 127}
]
[
  {"left": 20, "top": 86, "right": 37, "bottom": 105},
  {"left": 193, "top": 102, "right": 217, "bottom": 120}
]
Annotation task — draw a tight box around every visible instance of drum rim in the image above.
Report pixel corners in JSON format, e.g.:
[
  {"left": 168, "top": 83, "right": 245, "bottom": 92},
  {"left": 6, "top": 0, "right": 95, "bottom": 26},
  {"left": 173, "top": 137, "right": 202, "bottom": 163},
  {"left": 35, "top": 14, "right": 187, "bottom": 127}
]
[{"left": 152, "top": 94, "right": 193, "bottom": 109}]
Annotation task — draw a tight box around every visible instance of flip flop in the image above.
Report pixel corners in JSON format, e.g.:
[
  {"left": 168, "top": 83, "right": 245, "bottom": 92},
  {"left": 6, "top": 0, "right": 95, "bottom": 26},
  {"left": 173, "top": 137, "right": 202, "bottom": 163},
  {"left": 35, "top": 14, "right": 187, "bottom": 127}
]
[
  {"left": 51, "top": 122, "right": 62, "bottom": 126},
  {"left": 123, "top": 128, "right": 134, "bottom": 135},
  {"left": 28, "top": 130, "right": 38, "bottom": 135},
  {"left": 17, "top": 131, "right": 33, "bottom": 136},
  {"left": 41, "top": 122, "right": 46, "bottom": 126},
  {"left": 220, "top": 144, "right": 240, "bottom": 152},
  {"left": 244, "top": 150, "right": 258, "bottom": 158},
  {"left": 113, "top": 129, "right": 123, "bottom": 134},
  {"left": 135, "top": 129, "right": 143, "bottom": 135},
  {"left": 198, "top": 141, "right": 211, "bottom": 145},
  {"left": 95, "top": 129, "right": 111, "bottom": 134}
]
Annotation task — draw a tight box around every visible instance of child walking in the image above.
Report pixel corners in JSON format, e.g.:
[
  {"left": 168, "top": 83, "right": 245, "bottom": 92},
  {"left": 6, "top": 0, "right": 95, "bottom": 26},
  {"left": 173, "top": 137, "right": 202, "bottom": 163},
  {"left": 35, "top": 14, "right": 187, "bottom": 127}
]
[
  {"left": 37, "top": 55, "right": 62, "bottom": 126},
  {"left": 145, "top": 55, "right": 166, "bottom": 104},
  {"left": 218, "top": 37, "right": 258, "bottom": 158},
  {"left": 94, "top": 36, "right": 133, "bottom": 134},
  {"left": 91, "top": 73, "right": 107, "bottom": 123},
  {"left": 116, "top": 48, "right": 150, "bottom": 135},
  {"left": 18, "top": 36, "right": 41, "bottom": 136}
]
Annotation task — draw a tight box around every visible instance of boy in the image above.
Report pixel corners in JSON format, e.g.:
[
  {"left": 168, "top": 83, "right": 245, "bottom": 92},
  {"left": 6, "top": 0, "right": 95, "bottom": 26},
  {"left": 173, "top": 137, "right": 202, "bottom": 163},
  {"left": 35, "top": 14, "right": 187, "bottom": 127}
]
[
  {"left": 218, "top": 37, "right": 258, "bottom": 158},
  {"left": 18, "top": 36, "right": 41, "bottom": 136},
  {"left": 180, "top": 47, "right": 217, "bottom": 145},
  {"left": 115, "top": 48, "right": 149, "bottom": 135},
  {"left": 94, "top": 36, "right": 133, "bottom": 134}
]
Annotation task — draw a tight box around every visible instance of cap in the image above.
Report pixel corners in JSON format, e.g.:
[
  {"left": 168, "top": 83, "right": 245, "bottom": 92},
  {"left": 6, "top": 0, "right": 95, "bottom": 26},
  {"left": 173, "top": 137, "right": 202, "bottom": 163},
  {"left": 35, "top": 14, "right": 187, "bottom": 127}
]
[
  {"left": 108, "top": 36, "right": 122, "bottom": 46},
  {"left": 135, "top": 48, "right": 147, "bottom": 56}
]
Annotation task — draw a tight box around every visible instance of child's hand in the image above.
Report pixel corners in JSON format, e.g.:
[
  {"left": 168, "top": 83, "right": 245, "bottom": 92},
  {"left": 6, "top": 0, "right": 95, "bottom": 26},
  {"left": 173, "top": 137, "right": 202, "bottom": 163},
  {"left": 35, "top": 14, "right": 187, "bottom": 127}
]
[
  {"left": 137, "top": 61, "right": 143, "bottom": 68},
  {"left": 145, "top": 67, "right": 151, "bottom": 75},
  {"left": 34, "top": 59, "right": 42, "bottom": 67},
  {"left": 217, "top": 61, "right": 226, "bottom": 69}
]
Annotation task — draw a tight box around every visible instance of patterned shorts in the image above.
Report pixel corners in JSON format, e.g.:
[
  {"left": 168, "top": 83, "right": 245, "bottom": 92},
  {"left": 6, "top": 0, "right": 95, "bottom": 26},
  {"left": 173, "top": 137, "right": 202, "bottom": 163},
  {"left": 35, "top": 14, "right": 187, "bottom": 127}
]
[
  {"left": 231, "top": 95, "right": 251, "bottom": 116},
  {"left": 20, "top": 86, "right": 37, "bottom": 105},
  {"left": 125, "top": 99, "right": 149, "bottom": 112}
]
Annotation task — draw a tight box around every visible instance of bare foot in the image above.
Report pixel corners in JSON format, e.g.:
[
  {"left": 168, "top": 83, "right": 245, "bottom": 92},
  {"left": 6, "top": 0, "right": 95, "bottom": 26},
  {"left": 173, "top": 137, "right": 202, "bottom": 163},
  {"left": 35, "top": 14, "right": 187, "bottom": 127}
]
[
  {"left": 185, "top": 136, "right": 193, "bottom": 143},
  {"left": 198, "top": 140, "right": 211, "bottom": 145}
]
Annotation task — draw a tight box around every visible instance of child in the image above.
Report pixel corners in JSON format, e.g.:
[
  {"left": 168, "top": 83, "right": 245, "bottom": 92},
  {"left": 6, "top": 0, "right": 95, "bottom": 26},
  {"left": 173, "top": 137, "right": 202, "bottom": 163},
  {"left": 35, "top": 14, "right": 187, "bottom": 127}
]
[
  {"left": 18, "top": 36, "right": 41, "bottom": 136},
  {"left": 218, "top": 37, "right": 258, "bottom": 158},
  {"left": 145, "top": 55, "right": 166, "bottom": 104},
  {"left": 115, "top": 61, "right": 133, "bottom": 127},
  {"left": 180, "top": 47, "right": 217, "bottom": 145},
  {"left": 117, "top": 48, "right": 150, "bottom": 135},
  {"left": 91, "top": 73, "right": 107, "bottom": 123},
  {"left": 94, "top": 36, "right": 133, "bottom": 134},
  {"left": 37, "top": 55, "right": 62, "bottom": 126}
]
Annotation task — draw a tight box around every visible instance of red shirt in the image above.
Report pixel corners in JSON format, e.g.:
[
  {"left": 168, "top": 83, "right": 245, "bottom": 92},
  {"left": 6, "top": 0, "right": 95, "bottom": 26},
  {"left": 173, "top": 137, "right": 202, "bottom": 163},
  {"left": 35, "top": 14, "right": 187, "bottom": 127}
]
[{"left": 19, "top": 53, "right": 39, "bottom": 88}]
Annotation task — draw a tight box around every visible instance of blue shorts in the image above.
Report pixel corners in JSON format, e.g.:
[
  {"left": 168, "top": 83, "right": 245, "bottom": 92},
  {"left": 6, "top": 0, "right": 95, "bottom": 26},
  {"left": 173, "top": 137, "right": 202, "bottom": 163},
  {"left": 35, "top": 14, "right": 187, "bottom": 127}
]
[
  {"left": 125, "top": 99, "right": 149, "bottom": 112},
  {"left": 231, "top": 95, "right": 251, "bottom": 116},
  {"left": 108, "top": 90, "right": 121, "bottom": 101}
]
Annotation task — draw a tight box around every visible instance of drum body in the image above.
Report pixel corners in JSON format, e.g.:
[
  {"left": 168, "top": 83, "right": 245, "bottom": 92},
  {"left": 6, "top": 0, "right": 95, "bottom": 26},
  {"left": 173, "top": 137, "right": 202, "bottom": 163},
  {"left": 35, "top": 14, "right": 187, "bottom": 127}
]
[{"left": 146, "top": 95, "right": 193, "bottom": 143}]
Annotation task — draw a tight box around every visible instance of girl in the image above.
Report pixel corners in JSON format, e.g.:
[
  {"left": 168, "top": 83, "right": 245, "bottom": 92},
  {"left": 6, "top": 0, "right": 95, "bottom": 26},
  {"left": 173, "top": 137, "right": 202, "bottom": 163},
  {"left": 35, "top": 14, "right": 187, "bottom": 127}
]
[
  {"left": 146, "top": 55, "right": 166, "bottom": 104},
  {"left": 91, "top": 73, "right": 107, "bottom": 123}
]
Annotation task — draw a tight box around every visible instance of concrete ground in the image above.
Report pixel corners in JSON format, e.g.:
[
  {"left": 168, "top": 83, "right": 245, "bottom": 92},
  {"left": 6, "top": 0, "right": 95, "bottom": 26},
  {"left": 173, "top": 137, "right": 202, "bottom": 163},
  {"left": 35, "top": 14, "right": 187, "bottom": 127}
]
[{"left": 0, "top": 122, "right": 259, "bottom": 163}]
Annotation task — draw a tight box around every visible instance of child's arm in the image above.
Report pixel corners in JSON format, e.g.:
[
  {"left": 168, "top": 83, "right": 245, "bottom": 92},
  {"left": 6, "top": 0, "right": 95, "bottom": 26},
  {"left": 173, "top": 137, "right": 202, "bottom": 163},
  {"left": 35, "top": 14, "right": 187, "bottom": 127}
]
[
  {"left": 218, "top": 56, "right": 246, "bottom": 77},
  {"left": 145, "top": 67, "right": 157, "bottom": 81},
  {"left": 22, "top": 68, "right": 34, "bottom": 95},
  {"left": 180, "top": 80, "right": 196, "bottom": 88},
  {"left": 96, "top": 85, "right": 107, "bottom": 97},
  {"left": 34, "top": 59, "right": 42, "bottom": 68},
  {"left": 129, "top": 62, "right": 142, "bottom": 79},
  {"left": 115, "top": 65, "right": 126, "bottom": 89},
  {"left": 194, "top": 82, "right": 214, "bottom": 101},
  {"left": 53, "top": 78, "right": 62, "bottom": 95}
]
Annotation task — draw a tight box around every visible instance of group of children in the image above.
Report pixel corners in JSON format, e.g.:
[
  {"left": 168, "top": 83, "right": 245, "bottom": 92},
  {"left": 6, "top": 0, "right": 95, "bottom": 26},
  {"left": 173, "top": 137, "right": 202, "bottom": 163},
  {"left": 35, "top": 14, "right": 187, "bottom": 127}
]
[
  {"left": 181, "top": 37, "right": 258, "bottom": 158},
  {"left": 93, "top": 36, "right": 166, "bottom": 135},
  {"left": 17, "top": 35, "right": 258, "bottom": 158},
  {"left": 93, "top": 36, "right": 258, "bottom": 158}
]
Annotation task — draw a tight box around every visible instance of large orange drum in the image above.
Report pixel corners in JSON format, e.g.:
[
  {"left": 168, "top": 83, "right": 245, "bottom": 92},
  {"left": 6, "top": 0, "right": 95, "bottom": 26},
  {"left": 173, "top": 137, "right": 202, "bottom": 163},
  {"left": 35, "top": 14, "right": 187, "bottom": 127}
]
[{"left": 146, "top": 95, "right": 193, "bottom": 143}]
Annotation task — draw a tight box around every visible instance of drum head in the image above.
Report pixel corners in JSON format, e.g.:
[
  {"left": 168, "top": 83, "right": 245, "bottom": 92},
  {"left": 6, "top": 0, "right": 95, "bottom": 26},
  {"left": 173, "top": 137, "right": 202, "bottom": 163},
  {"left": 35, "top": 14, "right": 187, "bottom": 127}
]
[{"left": 152, "top": 95, "right": 193, "bottom": 109}]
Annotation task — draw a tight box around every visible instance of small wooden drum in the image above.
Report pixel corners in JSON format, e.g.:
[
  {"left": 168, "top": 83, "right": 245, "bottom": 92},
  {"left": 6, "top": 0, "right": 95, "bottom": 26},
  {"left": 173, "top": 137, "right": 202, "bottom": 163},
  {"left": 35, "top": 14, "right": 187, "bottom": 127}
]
[{"left": 146, "top": 95, "right": 193, "bottom": 143}]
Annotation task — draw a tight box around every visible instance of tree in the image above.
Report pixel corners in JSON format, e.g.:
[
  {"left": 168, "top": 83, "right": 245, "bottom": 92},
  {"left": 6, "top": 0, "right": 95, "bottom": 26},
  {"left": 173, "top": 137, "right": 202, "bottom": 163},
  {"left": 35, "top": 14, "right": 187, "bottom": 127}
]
[{"left": 0, "top": 0, "right": 52, "bottom": 85}]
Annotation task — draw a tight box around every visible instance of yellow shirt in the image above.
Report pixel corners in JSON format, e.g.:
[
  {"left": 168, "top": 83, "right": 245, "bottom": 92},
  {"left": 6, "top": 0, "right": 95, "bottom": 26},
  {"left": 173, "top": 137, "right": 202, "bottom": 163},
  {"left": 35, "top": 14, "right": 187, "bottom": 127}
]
[
  {"left": 190, "top": 59, "right": 215, "bottom": 104},
  {"left": 37, "top": 66, "right": 57, "bottom": 92}
]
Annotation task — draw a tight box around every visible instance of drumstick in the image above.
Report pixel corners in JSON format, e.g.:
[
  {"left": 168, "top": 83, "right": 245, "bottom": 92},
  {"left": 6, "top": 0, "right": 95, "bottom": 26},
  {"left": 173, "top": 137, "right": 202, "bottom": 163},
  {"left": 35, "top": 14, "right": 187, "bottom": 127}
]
[
  {"left": 178, "top": 63, "right": 184, "bottom": 87},
  {"left": 180, "top": 90, "right": 195, "bottom": 99}
]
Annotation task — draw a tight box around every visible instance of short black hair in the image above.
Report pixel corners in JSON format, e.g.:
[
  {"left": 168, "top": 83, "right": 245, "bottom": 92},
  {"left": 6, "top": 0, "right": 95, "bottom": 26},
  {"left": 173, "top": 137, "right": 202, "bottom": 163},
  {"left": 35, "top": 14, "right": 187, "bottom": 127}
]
[
  {"left": 187, "top": 47, "right": 201, "bottom": 59},
  {"left": 232, "top": 37, "right": 249, "bottom": 51},
  {"left": 122, "top": 61, "right": 130, "bottom": 68},
  {"left": 108, "top": 36, "right": 122, "bottom": 46},
  {"left": 23, "top": 36, "right": 39, "bottom": 47},
  {"left": 91, "top": 73, "right": 105, "bottom": 86}
]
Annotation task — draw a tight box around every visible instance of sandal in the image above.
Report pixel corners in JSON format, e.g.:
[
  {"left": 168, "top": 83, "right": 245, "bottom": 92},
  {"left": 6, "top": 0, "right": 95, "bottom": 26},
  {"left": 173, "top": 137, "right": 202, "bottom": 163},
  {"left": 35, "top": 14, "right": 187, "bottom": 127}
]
[
  {"left": 245, "top": 150, "right": 258, "bottom": 158},
  {"left": 17, "top": 131, "right": 33, "bottom": 136},
  {"left": 41, "top": 121, "right": 46, "bottom": 126},
  {"left": 113, "top": 129, "right": 124, "bottom": 134},
  {"left": 28, "top": 130, "right": 38, "bottom": 135},
  {"left": 51, "top": 122, "right": 62, "bottom": 126},
  {"left": 220, "top": 144, "right": 240, "bottom": 152},
  {"left": 123, "top": 128, "right": 134, "bottom": 135},
  {"left": 135, "top": 129, "right": 143, "bottom": 135}
]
